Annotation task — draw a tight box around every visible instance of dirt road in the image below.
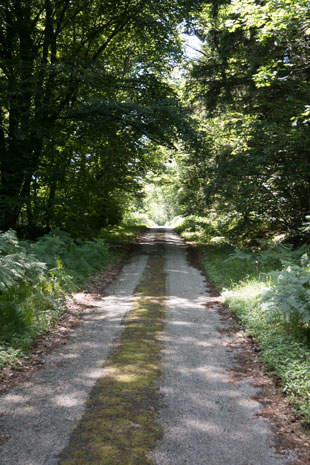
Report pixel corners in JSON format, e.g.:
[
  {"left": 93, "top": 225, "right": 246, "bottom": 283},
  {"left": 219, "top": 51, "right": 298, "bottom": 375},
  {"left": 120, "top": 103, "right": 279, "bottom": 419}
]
[{"left": 0, "top": 229, "right": 296, "bottom": 465}]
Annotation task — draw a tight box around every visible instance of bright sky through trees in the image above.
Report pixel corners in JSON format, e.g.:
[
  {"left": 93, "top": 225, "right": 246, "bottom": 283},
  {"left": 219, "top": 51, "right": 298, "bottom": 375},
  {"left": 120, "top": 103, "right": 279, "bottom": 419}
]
[{"left": 183, "top": 34, "right": 202, "bottom": 60}]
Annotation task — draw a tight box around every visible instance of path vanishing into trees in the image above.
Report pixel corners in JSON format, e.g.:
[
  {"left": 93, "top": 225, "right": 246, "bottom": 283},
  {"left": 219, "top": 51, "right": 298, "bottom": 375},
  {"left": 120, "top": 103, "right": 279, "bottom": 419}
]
[{"left": 0, "top": 229, "right": 296, "bottom": 465}]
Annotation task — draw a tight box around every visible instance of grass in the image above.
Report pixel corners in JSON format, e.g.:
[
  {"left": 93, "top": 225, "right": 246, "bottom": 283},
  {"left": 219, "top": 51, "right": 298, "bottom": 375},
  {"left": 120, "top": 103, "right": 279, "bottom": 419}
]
[
  {"left": 200, "top": 243, "right": 310, "bottom": 423},
  {"left": 58, "top": 253, "right": 166, "bottom": 465},
  {"left": 99, "top": 224, "right": 148, "bottom": 245}
]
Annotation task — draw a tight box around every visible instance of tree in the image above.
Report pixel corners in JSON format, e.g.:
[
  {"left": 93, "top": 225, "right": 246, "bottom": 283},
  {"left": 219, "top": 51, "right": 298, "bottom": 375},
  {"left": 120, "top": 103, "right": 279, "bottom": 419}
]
[
  {"left": 0, "top": 0, "right": 202, "bottom": 236},
  {"left": 180, "top": 0, "right": 310, "bottom": 242}
]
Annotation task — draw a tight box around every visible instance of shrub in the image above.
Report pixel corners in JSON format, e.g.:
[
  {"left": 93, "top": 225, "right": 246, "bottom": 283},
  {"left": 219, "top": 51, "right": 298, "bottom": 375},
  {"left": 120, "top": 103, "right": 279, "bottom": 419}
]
[
  {"left": 0, "top": 229, "right": 111, "bottom": 369},
  {"left": 173, "top": 216, "right": 222, "bottom": 243},
  {"left": 202, "top": 243, "right": 310, "bottom": 422},
  {"left": 260, "top": 254, "right": 310, "bottom": 327}
]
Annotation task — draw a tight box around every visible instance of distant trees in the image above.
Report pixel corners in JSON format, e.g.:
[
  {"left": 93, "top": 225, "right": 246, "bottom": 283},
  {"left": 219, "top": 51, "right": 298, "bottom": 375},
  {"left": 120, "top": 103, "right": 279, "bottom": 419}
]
[{"left": 0, "top": 0, "right": 201, "bottom": 237}]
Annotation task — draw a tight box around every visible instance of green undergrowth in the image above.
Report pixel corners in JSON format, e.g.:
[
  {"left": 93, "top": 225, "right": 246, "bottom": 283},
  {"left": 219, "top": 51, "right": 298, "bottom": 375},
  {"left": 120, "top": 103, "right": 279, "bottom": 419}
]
[
  {"left": 99, "top": 223, "right": 148, "bottom": 245},
  {"left": 200, "top": 243, "right": 310, "bottom": 423},
  {"left": 171, "top": 215, "right": 224, "bottom": 245},
  {"left": 0, "top": 229, "right": 115, "bottom": 373},
  {"left": 0, "top": 224, "right": 148, "bottom": 373},
  {"left": 58, "top": 254, "right": 166, "bottom": 465},
  {"left": 172, "top": 215, "right": 310, "bottom": 421}
]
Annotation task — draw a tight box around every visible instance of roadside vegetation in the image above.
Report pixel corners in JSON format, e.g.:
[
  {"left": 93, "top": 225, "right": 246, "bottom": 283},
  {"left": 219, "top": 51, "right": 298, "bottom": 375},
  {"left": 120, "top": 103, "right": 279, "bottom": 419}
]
[
  {"left": 0, "top": 223, "right": 147, "bottom": 375},
  {"left": 99, "top": 224, "right": 148, "bottom": 245},
  {"left": 174, "top": 216, "right": 310, "bottom": 423}
]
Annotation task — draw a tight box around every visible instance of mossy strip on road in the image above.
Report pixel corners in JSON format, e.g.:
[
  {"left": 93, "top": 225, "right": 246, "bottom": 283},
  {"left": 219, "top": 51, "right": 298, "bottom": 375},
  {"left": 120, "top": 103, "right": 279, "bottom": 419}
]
[{"left": 58, "top": 253, "right": 166, "bottom": 465}]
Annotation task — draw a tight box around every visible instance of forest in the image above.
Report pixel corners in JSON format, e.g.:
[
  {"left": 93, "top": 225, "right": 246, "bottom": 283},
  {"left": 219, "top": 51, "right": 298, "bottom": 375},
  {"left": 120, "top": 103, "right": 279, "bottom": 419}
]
[
  {"left": 1, "top": 0, "right": 309, "bottom": 241},
  {"left": 1, "top": 0, "right": 310, "bottom": 424}
]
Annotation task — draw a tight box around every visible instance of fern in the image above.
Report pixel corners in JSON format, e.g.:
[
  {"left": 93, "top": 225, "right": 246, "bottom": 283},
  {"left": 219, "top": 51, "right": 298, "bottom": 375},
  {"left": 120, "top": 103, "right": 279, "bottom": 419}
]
[
  {"left": 260, "top": 254, "right": 310, "bottom": 327},
  {"left": 0, "top": 229, "right": 111, "bottom": 369},
  {"left": 226, "top": 249, "right": 257, "bottom": 263}
]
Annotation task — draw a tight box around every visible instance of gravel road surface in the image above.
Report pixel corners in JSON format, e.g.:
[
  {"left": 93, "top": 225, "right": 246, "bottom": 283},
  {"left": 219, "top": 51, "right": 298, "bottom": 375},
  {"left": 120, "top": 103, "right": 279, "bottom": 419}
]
[
  {"left": 0, "top": 228, "right": 296, "bottom": 465},
  {"left": 0, "top": 238, "right": 151, "bottom": 465},
  {"left": 150, "top": 230, "right": 296, "bottom": 465}
]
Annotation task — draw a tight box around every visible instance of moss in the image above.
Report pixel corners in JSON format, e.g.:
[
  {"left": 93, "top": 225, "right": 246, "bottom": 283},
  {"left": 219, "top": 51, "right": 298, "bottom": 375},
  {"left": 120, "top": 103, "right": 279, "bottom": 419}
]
[{"left": 58, "top": 255, "right": 166, "bottom": 465}]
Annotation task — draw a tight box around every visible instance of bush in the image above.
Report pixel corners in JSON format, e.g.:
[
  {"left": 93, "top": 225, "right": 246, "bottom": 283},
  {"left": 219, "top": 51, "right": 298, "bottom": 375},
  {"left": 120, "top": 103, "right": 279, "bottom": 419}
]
[
  {"left": 202, "top": 243, "right": 310, "bottom": 422},
  {"left": 0, "top": 229, "right": 111, "bottom": 370},
  {"left": 260, "top": 254, "right": 310, "bottom": 327},
  {"left": 227, "top": 243, "right": 310, "bottom": 269},
  {"left": 123, "top": 211, "right": 156, "bottom": 227},
  {"left": 227, "top": 245, "right": 310, "bottom": 328},
  {"left": 173, "top": 216, "right": 223, "bottom": 243}
]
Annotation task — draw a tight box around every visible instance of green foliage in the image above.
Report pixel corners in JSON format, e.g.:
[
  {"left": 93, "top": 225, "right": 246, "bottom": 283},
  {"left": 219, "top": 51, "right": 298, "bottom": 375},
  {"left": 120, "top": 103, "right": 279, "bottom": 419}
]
[
  {"left": 25, "top": 228, "right": 110, "bottom": 284},
  {"left": 202, "top": 244, "right": 259, "bottom": 290},
  {"left": 123, "top": 212, "right": 156, "bottom": 228},
  {"left": 0, "top": 229, "right": 111, "bottom": 371},
  {"left": 173, "top": 215, "right": 223, "bottom": 243},
  {"left": 126, "top": 146, "right": 185, "bottom": 226},
  {"left": 260, "top": 255, "right": 310, "bottom": 326},
  {"left": 178, "top": 0, "right": 310, "bottom": 242},
  {"left": 227, "top": 243, "right": 310, "bottom": 269},
  {"left": 225, "top": 245, "right": 310, "bottom": 328},
  {"left": 99, "top": 224, "right": 148, "bottom": 245},
  {"left": 0, "top": 231, "right": 51, "bottom": 338},
  {"left": 201, "top": 242, "right": 310, "bottom": 422},
  {"left": 0, "top": 0, "right": 201, "bottom": 236}
]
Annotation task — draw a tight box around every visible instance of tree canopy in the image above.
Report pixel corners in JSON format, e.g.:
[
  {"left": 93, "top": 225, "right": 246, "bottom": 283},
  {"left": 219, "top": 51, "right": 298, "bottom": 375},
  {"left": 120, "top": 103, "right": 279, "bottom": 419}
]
[
  {"left": 0, "top": 0, "right": 201, "bottom": 236},
  {"left": 178, "top": 0, "right": 310, "bottom": 243},
  {"left": 1, "top": 0, "right": 309, "bottom": 242}
]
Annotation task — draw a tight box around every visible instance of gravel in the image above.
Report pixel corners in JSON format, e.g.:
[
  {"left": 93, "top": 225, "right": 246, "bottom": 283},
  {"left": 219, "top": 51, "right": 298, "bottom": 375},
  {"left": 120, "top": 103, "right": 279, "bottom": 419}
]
[
  {"left": 150, "top": 229, "right": 296, "bottom": 465},
  {"left": 0, "top": 247, "right": 149, "bottom": 465},
  {"left": 0, "top": 229, "right": 297, "bottom": 465}
]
